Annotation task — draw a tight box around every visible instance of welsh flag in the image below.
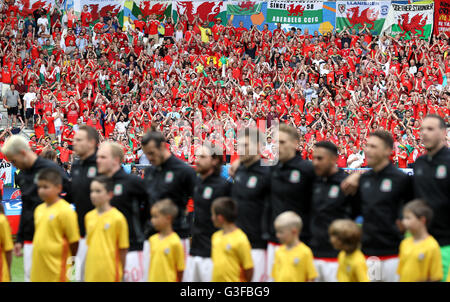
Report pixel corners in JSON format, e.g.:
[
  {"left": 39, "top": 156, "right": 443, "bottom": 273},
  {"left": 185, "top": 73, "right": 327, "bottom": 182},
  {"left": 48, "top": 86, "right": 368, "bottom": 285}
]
[
  {"left": 139, "top": 0, "right": 172, "bottom": 20},
  {"left": 266, "top": 0, "right": 323, "bottom": 25},
  {"left": 17, "top": 0, "right": 55, "bottom": 17},
  {"left": 227, "top": 1, "right": 262, "bottom": 16},
  {"left": 78, "top": 0, "right": 124, "bottom": 23},
  {"left": 173, "top": 1, "right": 227, "bottom": 26},
  {"left": 381, "top": 2, "right": 434, "bottom": 40},
  {"left": 336, "top": 1, "right": 390, "bottom": 35}
]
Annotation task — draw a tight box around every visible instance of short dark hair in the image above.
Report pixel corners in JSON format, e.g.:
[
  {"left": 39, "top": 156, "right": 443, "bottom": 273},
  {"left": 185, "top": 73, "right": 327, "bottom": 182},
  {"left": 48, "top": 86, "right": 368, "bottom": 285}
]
[
  {"left": 314, "top": 141, "right": 338, "bottom": 156},
  {"left": 141, "top": 130, "right": 166, "bottom": 148},
  {"left": 78, "top": 125, "right": 100, "bottom": 145},
  {"left": 425, "top": 114, "right": 446, "bottom": 129},
  {"left": 92, "top": 175, "right": 114, "bottom": 192},
  {"left": 279, "top": 124, "right": 300, "bottom": 141},
  {"left": 369, "top": 130, "right": 394, "bottom": 149},
  {"left": 403, "top": 199, "right": 433, "bottom": 228},
  {"left": 211, "top": 197, "right": 238, "bottom": 223},
  {"left": 202, "top": 144, "right": 224, "bottom": 175},
  {"left": 41, "top": 149, "right": 57, "bottom": 161},
  {"left": 37, "top": 167, "right": 62, "bottom": 186}
]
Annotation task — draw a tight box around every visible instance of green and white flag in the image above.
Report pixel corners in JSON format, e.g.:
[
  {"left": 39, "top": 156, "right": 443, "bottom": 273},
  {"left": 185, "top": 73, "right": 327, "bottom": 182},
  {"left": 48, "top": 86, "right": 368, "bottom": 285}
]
[
  {"left": 336, "top": 1, "right": 390, "bottom": 34},
  {"left": 227, "top": 1, "right": 262, "bottom": 16},
  {"left": 267, "top": 0, "right": 323, "bottom": 24},
  {"left": 381, "top": 2, "right": 434, "bottom": 40}
]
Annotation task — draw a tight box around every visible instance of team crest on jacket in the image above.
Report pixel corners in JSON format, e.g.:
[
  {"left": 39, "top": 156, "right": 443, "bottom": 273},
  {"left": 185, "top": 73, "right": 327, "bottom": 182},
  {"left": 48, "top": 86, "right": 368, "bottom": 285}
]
[
  {"left": 418, "top": 253, "right": 425, "bottom": 261},
  {"left": 293, "top": 257, "right": 299, "bottom": 265},
  {"left": 203, "top": 186, "right": 213, "bottom": 199},
  {"left": 164, "top": 248, "right": 170, "bottom": 255},
  {"left": 114, "top": 184, "right": 123, "bottom": 196},
  {"left": 328, "top": 185, "right": 340, "bottom": 198},
  {"left": 87, "top": 166, "right": 97, "bottom": 178},
  {"left": 436, "top": 165, "right": 447, "bottom": 179},
  {"left": 380, "top": 179, "right": 392, "bottom": 192},
  {"left": 247, "top": 176, "right": 258, "bottom": 188},
  {"left": 49, "top": 214, "right": 55, "bottom": 220},
  {"left": 226, "top": 243, "right": 231, "bottom": 251},
  {"left": 104, "top": 223, "right": 110, "bottom": 230},
  {"left": 289, "top": 170, "right": 301, "bottom": 183},
  {"left": 165, "top": 171, "right": 174, "bottom": 183},
  {"left": 363, "top": 180, "right": 371, "bottom": 189}
]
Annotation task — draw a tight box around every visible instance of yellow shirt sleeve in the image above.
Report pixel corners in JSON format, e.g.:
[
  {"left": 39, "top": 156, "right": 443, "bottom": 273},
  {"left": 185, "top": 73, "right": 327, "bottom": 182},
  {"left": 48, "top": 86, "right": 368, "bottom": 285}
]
[
  {"left": 0, "top": 215, "right": 13, "bottom": 252},
  {"left": 272, "top": 249, "right": 280, "bottom": 281},
  {"left": 237, "top": 236, "right": 253, "bottom": 270},
  {"left": 397, "top": 240, "right": 405, "bottom": 275},
  {"left": 117, "top": 213, "right": 129, "bottom": 250},
  {"left": 354, "top": 259, "right": 370, "bottom": 282},
  {"left": 304, "top": 248, "right": 318, "bottom": 281},
  {"left": 173, "top": 240, "right": 185, "bottom": 272},
  {"left": 59, "top": 207, "right": 80, "bottom": 244},
  {"left": 428, "top": 245, "right": 443, "bottom": 281}
]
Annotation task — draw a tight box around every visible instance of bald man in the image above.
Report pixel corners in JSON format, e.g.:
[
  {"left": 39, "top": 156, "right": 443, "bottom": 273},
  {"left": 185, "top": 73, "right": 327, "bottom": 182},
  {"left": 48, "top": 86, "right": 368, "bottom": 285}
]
[{"left": 1, "top": 135, "right": 71, "bottom": 282}]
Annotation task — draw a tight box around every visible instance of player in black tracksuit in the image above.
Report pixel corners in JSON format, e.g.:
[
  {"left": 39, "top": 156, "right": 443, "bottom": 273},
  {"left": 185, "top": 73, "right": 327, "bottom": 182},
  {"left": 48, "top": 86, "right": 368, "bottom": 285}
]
[
  {"left": 267, "top": 154, "right": 315, "bottom": 245},
  {"left": 144, "top": 155, "right": 197, "bottom": 239},
  {"left": 232, "top": 158, "right": 271, "bottom": 282},
  {"left": 414, "top": 147, "right": 450, "bottom": 245},
  {"left": 190, "top": 173, "right": 231, "bottom": 259},
  {"left": 71, "top": 152, "right": 97, "bottom": 237},
  {"left": 5, "top": 138, "right": 71, "bottom": 282},
  {"left": 186, "top": 146, "right": 231, "bottom": 281},
  {"left": 96, "top": 141, "right": 149, "bottom": 282},
  {"left": 70, "top": 151, "right": 97, "bottom": 282},
  {"left": 357, "top": 165, "right": 412, "bottom": 253},
  {"left": 351, "top": 131, "right": 414, "bottom": 282},
  {"left": 141, "top": 131, "right": 197, "bottom": 242},
  {"left": 264, "top": 125, "right": 315, "bottom": 280},
  {"left": 309, "top": 141, "right": 359, "bottom": 282},
  {"left": 233, "top": 159, "right": 271, "bottom": 252},
  {"left": 311, "top": 170, "right": 358, "bottom": 257},
  {"left": 412, "top": 115, "right": 450, "bottom": 280},
  {"left": 68, "top": 125, "right": 100, "bottom": 281},
  {"left": 15, "top": 156, "right": 72, "bottom": 246},
  {"left": 70, "top": 126, "right": 100, "bottom": 239},
  {"left": 227, "top": 127, "right": 272, "bottom": 282},
  {"left": 109, "top": 168, "right": 149, "bottom": 251}
]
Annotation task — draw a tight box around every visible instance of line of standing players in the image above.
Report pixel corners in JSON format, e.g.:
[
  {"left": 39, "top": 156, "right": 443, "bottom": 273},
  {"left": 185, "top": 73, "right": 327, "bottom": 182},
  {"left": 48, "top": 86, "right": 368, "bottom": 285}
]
[{"left": 7, "top": 114, "right": 450, "bottom": 282}]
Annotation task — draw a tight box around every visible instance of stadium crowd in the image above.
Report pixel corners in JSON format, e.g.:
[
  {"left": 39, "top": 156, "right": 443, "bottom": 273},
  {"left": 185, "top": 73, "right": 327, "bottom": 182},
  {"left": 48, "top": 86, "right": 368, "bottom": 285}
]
[
  {"left": 0, "top": 2, "right": 448, "bottom": 168},
  {"left": 0, "top": 1, "right": 449, "bottom": 284}
]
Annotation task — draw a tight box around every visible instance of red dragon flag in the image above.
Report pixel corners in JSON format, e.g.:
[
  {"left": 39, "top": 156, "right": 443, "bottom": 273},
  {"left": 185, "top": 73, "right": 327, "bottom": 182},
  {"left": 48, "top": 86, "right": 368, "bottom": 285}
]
[
  {"left": 336, "top": 1, "right": 390, "bottom": 35},
  {"left": 381, "top": 2, "right": 434, "bottom": 40},
  {"left": 17, "top": 0, "right": 55, "bottom": 17},
  {"left": 77, "top": 0, "right": 124, "bottom": 22},
  {"left": 139, "top": 0, "right": 172, "bottom": 20},
  {"left": 173, "top": 1, "right": 227, "bottom": 25},
  {"left": 227, "top": 1, "right": 263, "bottom": 16},
  {"left": 266, "top": 0, "right": 323, "bottom": 25}
]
